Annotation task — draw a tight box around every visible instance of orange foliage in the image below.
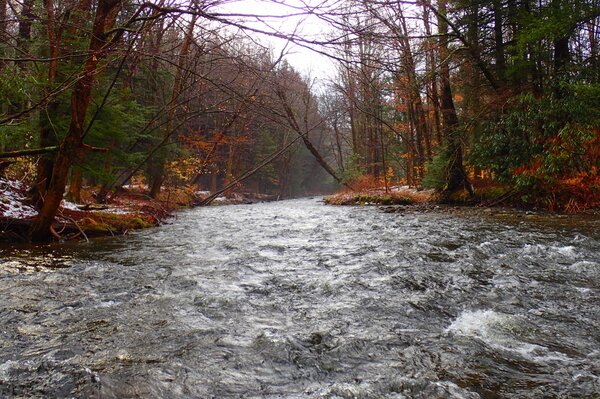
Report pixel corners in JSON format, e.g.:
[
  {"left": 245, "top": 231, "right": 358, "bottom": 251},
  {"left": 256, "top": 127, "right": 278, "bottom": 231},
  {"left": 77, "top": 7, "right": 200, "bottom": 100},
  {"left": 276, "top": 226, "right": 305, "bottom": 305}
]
[
  {"left": 344, "top": 175, "right": 382, "bottom": 191},
  {"left": 512, "top": 158, "right": 542, "bottom": 176},
  {"left": 551, "top": 173, "right": 600, "bottom": 213},
  {"left": 343, "top": 174, "right": 397, "bottom": 192},
  {"left": 182, "top": 131, "right": 251, "bottom": 153},
  {"left": 394, "top": 121, "right": 409, "bottom": 132},
  {"left": 166, "top": 157, "right": 201, "bottom": 182}
]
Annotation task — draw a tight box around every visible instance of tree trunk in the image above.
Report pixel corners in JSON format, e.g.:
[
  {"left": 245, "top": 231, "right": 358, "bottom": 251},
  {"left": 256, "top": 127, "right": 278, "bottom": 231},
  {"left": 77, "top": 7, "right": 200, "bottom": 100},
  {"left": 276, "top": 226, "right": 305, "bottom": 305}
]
[
  {"left": 493, "top": 0, "right": 506, "bottom": 82},
  {"left": 33, "top": 0, "right": 93, "bottom": 207},
  {"left": 0, "top": 0, "right": 7, "bottom": 70},
  {"left": 552, "top": 0, "right": 570, "bottom": 76},
  {"left": 15, "top": 0, "right": 34, "bottom": 70},
  {"left": 437, "top": 0, "right": 474, "bottom": 200},
  {"left": 332, "top": 121, "right": 345, "bottom": 172},
  {"left": 148, "top": 167, "right": 164, "bottom": 198},
  {"left": 33, "top": 102, "right": 60, "bottom": 207},
  {"left": 398, "top": 6, "right": 428, "bottom": 173},
  {"left": 422, "top": 4, "right": 442, "bottom": 146},
  {"left": 66, "top": 166, "right": 83, "bottom": 203},
  {"left": 224, "top": 140, "right": 236, "bottom": 188},
  {"left": 29, "top": 0, "right": 123, "bottom": 241},
  {"left": 149, "top": 14, "right": 197, "bottom": 198},
  {"left": 95, "top": 138, "right": 116, "bottom": 203},
  {"left": 277, "top": 135, "right": 292, "bottom": 199},
  {"left": 588, "top": 19, "right": 598, "bottom": 76}
]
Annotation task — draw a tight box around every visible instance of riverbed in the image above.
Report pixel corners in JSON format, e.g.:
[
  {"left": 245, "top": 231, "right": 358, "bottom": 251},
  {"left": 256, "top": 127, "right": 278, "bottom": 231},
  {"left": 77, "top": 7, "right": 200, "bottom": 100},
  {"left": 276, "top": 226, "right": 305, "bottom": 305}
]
[{"left": 1, "top": 199, "right": 599, "bottom": 398}]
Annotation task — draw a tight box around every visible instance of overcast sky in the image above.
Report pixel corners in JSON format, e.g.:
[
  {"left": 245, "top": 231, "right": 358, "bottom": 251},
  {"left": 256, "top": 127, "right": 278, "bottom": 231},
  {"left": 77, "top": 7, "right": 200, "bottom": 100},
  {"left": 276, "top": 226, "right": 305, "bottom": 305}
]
[{"left": 214, "top": 0, "right": 338, "bottom": 87}]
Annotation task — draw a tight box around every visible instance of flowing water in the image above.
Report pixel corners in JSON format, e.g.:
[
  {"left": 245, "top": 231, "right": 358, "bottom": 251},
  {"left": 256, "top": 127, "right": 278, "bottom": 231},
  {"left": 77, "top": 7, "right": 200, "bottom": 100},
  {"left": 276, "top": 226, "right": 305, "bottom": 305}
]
[{"left": 1, "top": 199, "right": 600, "bottom": 398}]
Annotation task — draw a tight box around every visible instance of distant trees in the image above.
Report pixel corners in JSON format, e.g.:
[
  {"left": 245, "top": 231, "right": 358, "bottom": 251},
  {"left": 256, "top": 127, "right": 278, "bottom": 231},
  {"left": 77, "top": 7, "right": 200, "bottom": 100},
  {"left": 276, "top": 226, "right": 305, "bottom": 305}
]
[
  {"left": 317, "top": 0, "right": 599, "bottom": 207},
  {"left": 1, "top": 0, "right": 598, "bottom": 240},
  {"left": 0, "top": 0, "right": 337, "bottom": 240}
]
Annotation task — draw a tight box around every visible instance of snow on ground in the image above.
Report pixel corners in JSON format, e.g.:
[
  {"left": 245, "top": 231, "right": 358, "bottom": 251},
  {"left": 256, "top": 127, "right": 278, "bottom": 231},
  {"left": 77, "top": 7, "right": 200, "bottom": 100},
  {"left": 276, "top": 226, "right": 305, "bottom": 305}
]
[
  {"left": 1, "top": 178, "right": 135, "bottom": 220},
  {"left": 61, "top": 199, "right": 133, "bottom": 215},
  {"left": 0, "top": 178, "right": 38, "bottom": 218},
  {"left": 95, "top": 207, "right": 133, "bottom": 215},
  {"left": 61, "top": 199, "right": 81, "bottom": 211},
  {"left": 122, "top": 184, "right": 148, "bottom": 190}
]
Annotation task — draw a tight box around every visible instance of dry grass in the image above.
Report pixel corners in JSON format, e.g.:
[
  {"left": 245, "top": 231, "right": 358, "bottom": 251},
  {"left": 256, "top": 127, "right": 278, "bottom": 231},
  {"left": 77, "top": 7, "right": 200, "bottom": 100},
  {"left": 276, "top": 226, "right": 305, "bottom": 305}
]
[
  {"left": 325, "top": 174, "right": 435, "bottom": 206},
  {"left": 156, "top": 185, "right": 199, "bottom": 209},
  {"left": 325, "top": 186, "right": 435, "bottom": 206}
]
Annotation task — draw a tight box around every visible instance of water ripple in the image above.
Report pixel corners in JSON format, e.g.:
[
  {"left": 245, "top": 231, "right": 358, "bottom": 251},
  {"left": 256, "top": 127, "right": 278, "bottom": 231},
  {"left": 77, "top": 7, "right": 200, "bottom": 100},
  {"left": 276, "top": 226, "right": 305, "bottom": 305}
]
[{"left": 1, "top": 199, "right": 599, "bottom": 398}]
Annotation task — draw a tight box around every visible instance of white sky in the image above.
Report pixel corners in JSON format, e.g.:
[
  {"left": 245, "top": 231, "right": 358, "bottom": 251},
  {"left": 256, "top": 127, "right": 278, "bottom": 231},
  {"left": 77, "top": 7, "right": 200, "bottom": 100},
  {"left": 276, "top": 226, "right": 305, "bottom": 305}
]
[{"left": 214, "top": 0, "right": 338, "bottom": 87}]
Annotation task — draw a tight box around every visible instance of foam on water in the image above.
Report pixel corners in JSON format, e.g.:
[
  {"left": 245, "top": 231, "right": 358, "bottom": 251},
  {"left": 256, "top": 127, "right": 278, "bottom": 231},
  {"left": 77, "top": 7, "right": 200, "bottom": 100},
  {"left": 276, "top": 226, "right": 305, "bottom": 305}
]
[
  {"left": 521, "top": 244, "right": 579, "bottom": 260},
  {"left": 446, "top": 309, "right": 512, "bottom": 338},
  {"left": 570, "top": 260, "right": 600, "bottom": 274},
  {"left": 2, "top": 198, "right": 599, "bottom": 398},
  {"left": 446, "top": 310, "right": 572, "bottom": 363}
]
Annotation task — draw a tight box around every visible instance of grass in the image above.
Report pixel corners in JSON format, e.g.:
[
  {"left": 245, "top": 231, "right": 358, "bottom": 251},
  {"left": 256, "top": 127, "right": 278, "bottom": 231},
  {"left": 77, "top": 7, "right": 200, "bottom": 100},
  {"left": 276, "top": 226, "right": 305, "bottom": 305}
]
[{"left": 324, "top": 187, "right": 434, "bottom": 206}]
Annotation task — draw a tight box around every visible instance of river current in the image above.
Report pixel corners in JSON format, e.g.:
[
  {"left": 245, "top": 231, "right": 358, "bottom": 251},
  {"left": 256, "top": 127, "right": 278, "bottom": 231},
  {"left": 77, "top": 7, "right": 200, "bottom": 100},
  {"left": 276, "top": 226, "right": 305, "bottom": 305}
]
[{"left": 1, "top": 198, "right": 599, "bottom": 398}]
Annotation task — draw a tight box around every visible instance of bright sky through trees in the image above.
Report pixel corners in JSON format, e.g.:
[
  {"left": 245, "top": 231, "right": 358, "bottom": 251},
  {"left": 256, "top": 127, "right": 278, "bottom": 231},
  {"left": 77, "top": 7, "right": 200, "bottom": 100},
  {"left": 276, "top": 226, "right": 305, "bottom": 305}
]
[{"left": 215, "top": 0, "right": 337, "bottom": 84}]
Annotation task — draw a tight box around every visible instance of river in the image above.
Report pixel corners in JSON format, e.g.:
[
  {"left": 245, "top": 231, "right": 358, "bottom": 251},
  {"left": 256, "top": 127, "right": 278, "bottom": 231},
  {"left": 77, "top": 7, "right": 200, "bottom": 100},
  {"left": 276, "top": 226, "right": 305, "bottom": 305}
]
[{"left": 1, "top": 198, "right": 599, "bottom": 398}]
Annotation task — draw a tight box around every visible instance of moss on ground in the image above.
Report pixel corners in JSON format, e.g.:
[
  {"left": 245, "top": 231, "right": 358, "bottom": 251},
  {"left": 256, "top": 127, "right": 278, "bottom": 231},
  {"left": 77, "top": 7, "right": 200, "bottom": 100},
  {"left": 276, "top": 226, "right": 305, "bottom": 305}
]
[{"left": 75, "top": 212, "right": 159, "bottom": 236}]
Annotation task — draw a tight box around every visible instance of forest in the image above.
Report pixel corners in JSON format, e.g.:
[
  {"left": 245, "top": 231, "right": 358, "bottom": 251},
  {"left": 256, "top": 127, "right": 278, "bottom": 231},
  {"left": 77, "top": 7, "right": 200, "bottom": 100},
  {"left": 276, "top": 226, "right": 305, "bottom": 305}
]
[
  {"left": 0, "top": 0, "right": 599, "bottom": 241},
  {"left": 2, "top": 2, "right": 600, "bottom": 396}
]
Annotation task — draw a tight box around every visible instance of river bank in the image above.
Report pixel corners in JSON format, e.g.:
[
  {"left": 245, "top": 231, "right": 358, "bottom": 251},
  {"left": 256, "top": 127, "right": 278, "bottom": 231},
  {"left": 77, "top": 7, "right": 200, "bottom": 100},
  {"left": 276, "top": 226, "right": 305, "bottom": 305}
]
[
  {"left": 3, "top": 176, "right": 598, "bottom": 243},
  {"left": 324, "top": 182, "right": 600, "bottom": 215},
  {"left": 0, "top": 177, "right": 276, "bottom": 243}
]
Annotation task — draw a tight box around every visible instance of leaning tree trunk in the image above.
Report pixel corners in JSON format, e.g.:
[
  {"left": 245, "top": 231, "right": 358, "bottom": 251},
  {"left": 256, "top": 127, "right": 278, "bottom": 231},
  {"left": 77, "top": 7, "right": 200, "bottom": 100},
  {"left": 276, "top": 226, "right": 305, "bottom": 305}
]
[
  {"left": 276, "top": 88, "right": 351, "bottom": 189},
  {"left": 29, "top": 0, "right": 123, "bottom": 241}
]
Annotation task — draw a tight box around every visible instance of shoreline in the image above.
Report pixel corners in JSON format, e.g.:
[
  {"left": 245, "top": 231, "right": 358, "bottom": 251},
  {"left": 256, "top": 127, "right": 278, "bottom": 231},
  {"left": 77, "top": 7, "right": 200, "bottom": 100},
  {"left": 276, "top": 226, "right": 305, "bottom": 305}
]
[
  {"left": 324, "top": 186, "right": 600, "bottom": 217},
  {"left": 3, "top": 179, "right": 599, "bottom": 244},
  {"left": 0, "top": 178, "right": 278, "bottom": 243}
]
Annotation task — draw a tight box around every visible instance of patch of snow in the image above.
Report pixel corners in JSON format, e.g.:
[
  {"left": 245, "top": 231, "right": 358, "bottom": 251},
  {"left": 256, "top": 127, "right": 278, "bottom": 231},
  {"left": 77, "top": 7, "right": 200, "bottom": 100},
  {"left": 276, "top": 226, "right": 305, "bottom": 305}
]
[
  {"left": 61, "top": 198, "right": 132, "bottom": 215},
  {"left": 61, "top": 199, "right": 81, "bottom": 211},
  {"left": 96, "top": 207, "right": 133, "bottom": 215},
  {"left": 0, "top": 178, "right": 37, "bottom": 218},
  {"left": 1, "top": 178, "right": 24, "bottom": 191},
  {"left": 121, "top": 184, "right": 148, "bottom": 190},
  {"left": 0, "top": 178, "right": 135, "bottom": 219}
]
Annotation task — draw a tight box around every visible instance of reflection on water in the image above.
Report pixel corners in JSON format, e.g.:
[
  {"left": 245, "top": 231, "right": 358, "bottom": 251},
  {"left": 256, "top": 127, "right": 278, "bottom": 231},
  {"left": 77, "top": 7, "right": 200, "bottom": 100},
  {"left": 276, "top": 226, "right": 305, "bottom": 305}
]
[{"left": 1, "top": 199, "right": 599, "bottom": 398}]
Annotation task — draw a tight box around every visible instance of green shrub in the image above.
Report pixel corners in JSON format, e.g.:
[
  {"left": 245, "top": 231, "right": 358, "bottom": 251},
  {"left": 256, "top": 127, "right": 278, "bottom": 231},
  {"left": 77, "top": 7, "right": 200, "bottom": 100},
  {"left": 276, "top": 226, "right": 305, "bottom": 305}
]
[
  {"left": 422, "top": 149, "right": 449, "bottom": 190},
  {"left": 470, "top": 84, "right": 600, "bottom": 192}
]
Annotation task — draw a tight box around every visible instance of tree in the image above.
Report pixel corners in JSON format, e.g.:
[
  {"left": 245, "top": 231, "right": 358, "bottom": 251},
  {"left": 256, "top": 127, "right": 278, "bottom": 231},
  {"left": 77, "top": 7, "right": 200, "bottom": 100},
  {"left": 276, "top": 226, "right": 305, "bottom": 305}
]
[
  {"left": 29, "top": 0, "right": 126, "bottom": 241},
  {"left": 435, "top": 0, "right": 474, "bottom": 199}
]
